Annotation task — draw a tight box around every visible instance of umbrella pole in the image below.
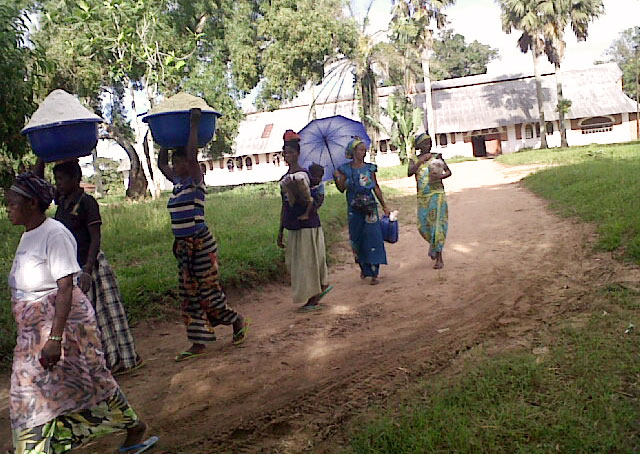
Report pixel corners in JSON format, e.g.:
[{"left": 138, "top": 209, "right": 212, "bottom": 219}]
[{"left": 323, "top": 136, "right": 336, "bottom": 170}]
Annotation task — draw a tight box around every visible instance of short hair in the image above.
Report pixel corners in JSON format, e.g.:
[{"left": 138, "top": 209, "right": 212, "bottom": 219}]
[
  {"left": 309, "top": 163, "right": 324, "bottom": 177},
  {"left": 52, "top": 160, "right": 82, "bottom": 182}
]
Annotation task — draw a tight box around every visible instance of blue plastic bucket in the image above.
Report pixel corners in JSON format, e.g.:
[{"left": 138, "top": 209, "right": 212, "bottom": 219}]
[
  {"left": 143, "top": 110, "right": 221, "bottom": 148},
  {"left": 22, "top": 120, "right": 100, "bottom": 162}
]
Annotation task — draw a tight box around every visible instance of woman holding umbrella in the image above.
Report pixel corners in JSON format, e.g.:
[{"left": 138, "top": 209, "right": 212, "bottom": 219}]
[
  {"left": 277, "top": 130, "right": 331, "bottom": 312},
  {"left": 333, "top": 138, "right": 389, "bottom": 285}
]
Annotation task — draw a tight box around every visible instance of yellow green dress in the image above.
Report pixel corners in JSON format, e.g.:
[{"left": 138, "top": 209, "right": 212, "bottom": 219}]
[{"left": 416, "top": 159, "right": 448, "bottom": 258}]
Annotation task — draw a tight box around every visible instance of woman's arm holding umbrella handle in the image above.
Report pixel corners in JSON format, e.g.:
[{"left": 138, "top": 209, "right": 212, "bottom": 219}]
[{"left": 333, "top": 170, "right": 347, "bottom": 193}]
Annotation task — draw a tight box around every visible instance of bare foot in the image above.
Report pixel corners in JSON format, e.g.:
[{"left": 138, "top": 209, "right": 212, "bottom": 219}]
[
  {"left": 370, "top": 277, "right": 380, "bottom": 285},
  {"left": 123, "top": 420, "right": 147, "bottom": 448},
  {"left": 434, "top": 259, "right": 444, "bottom": 269},
  {"left": 360, "top": 272, "right": 366, "bottom": 279},
  {"left": 186, "top": 343, "right": 206, "bottom": 355}
]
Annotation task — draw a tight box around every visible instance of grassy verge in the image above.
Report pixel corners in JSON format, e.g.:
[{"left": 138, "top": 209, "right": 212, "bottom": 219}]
[
  {"left": 349, "top": 285, "right": 640, "bottom": 453},
  {"left": 496, "top": 141, "right": 640, "bottom": 166},
  {"left": 0, "top": 182, "right": 347, "bottom": 365}
]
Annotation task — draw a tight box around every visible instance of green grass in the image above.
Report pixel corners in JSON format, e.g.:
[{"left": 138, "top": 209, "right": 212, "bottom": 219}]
[
  {"left": 349, "top": 286, "right": 640, "bottom": 453},
  {"left": 0, "top": 182, "right": 347, "bottom": 365},
  {"left": 522, "top": 157, "right": 640, "bottom": 262},
  {"left": 496, "top": 141, "right": 640, "bottom": 166}
]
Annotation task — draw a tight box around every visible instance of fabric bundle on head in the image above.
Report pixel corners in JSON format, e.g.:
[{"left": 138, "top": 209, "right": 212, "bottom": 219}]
[
  {"left": 414, "top": 133, "right": 431, "bottom": 147},
  {"left": 11, "top": 172, "right": 56, "bottom": 211},
  {"left": 283, "top": 130, "right": 301, "bottom": 143},
  {"left": 345, "top": 137, "right": 364, "bottom": 159}
]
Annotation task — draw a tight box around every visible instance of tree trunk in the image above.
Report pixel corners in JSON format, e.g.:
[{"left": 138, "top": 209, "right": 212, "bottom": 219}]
[
  {"left": 91, "top": 148, "right": 104, "bottom": 199},
  {"left": 359, "top": 69, "right": 380, "bottom": 164},
  {"left": 555, "top": 64, "right": 568, "bottom": 148},
  {"left": 103, "top": 125, "right": 148, "bottom": 199},
  {"left": 532, "top": 46, "right": 548, "bottom": 149},
  {"left": 421, "top": 47, "right": 436, "bottom": 143}
]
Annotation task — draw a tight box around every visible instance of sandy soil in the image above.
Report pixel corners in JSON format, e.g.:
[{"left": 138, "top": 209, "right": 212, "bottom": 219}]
[{"left": 2, "top": 159, "right": 635, "bottom": 453}]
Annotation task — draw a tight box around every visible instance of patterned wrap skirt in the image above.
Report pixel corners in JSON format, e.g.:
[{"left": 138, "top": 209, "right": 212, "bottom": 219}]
[
  {"left": 10, "top": 288, "right": 138, "bottom": 453},
  {"left": 173, "top": 226, "right": 239, "bottom": 343},
  {"left": 284, "top": 227, "right": 328, "bottom": 304},
  {"left": 88, "top": 251, "right": 138, "bottom": 370},
  {"left": 417, "top": 190, "right": 448, "bottom": 258}
]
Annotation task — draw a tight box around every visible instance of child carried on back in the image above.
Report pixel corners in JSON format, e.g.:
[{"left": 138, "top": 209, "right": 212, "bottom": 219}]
[{"left": 280, "top": 162, "right": 325, "bottom": 221}]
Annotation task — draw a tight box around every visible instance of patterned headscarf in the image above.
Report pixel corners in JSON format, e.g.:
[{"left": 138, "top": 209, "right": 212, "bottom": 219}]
[
  {"left": 10, "top": 172, "right": 55, "bottom": 211},
  {"left": 414, "top": 133, "right": 431, "bottom": 147},
  {"left": 345, "top": 137, "right": 364, "bottom": 159}
]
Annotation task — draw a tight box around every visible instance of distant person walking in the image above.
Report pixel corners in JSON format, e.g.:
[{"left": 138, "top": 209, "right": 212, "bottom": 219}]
[
  {"left": 158, "top": 108, "right": 248, "bottom": 362},
  {"left": 407, "top": 133, "right": 451, "bottom": 269},
  {"left": 6, "top": 172, "right": 157, "bottom": 454},
  {"left": 35, "top": 158, "right": 143, "bottom": 376},
  {"left": 277, "top": 130, "right": 331, "bottom": 312},
  {"left": 334, "top": 138, "right": 389, "bottom": 285}
]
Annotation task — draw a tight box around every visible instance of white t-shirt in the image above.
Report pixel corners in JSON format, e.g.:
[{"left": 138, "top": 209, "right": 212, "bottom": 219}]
[{"left": 8, "top": 218, "right": 81, "bottom": 302}]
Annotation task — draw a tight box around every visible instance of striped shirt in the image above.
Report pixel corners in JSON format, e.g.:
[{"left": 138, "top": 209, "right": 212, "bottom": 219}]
[{"left": 168, "top": 176, "right": 207, "bottom": 237}]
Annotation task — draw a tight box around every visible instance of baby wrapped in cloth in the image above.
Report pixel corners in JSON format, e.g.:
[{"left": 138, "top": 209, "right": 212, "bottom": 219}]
[
  {"left": 428, "top": 158, "right": 445, "bottom": 182},
  {"left": 280, "top": 171, "right": 312, "bottom": 207}
]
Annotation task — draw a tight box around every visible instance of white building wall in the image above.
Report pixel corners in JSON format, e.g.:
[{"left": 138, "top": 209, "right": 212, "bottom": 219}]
[{"left": 566, "top": 118, "right": 633, "bottom": 147}]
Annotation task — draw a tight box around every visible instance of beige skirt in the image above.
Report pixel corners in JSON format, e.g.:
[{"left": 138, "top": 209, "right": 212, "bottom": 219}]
[{"left": 285, "top": 227, "right": 329, "bottom": 304}]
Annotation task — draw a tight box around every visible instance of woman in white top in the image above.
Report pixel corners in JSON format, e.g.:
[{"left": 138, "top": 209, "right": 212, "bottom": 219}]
[{"left": 5, "top": 172, "right": 157, "bottom": 454}]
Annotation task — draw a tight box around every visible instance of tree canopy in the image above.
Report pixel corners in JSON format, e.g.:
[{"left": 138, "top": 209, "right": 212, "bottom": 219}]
[
  {"left": 430, "top": 30, "right": 498, "bottom": 80},
  {"left": 603, "top": 26, "right": 640, "bottom": 102}
]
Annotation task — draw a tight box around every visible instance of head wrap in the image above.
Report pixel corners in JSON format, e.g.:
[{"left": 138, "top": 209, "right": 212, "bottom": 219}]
[
  {"left": 10, "top": 172, "right": 55, "bottom": 211},
  {"left": 345, "top": 137, "right": 364, "bottom": 159},
  {"left": 283, "top": 129, "right": 301, "bottom": 142},
  {"left": 414, "top": 132, "right": 431, "bottom": 147}
]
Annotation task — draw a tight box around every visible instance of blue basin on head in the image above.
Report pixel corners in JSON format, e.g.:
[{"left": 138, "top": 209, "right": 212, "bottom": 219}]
[
  {"left": 22, "top": 120, "right": 100, "bottom": 162},
  {"left": 143, "top": 110, "right": 221, "bottom": 148}
]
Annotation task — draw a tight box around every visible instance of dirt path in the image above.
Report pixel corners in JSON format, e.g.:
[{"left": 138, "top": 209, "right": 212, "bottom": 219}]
[{"left": 1, "top": 160, "right": 628, "bottom": 453}]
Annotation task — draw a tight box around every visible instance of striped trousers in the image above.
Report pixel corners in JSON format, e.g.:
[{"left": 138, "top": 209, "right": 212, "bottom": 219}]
[{"left": 173, "top": 227, "right": 239, "bottom": 344}]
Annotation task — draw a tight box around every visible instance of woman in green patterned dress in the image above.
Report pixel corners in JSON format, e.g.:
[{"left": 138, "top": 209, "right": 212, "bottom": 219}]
[{"left": 407, "top": 133, "right": 452, "bottom": 269}]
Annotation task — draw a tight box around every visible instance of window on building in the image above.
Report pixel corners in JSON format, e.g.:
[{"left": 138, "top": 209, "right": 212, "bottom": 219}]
[
  {"left": 379, "top": 140, "right": 388, "bottom": 154},
  {"left": 546, "top": 122, "right": 554, "bottom": 135},
  {"left": 450, "top": 133, "right": 456, "bottom": 144},
  {"left": 580, "top": 116, "right": 614, "bottom": 134},
  {"left": 439, "top": 133, "right": 448, "bottom": 147},
  {"left": 389, "top": 143, "right": 398, "bottom": 152},
  {"left": 227, "top": 159, "right": 234, "bottom": 172},
  {"left": 525, "top": 124, "right": 534, "bottom": 139},
  {"left": 245, "top": 157, "right": 253, "bottom": 170},
  {"left": 199, "top": 163, "right": 207, "bottom": 174},
  {"left": 535, "top": 123, "right": 541, "bottom": 137},
  {"left": 236, "top": 157, "right": 243, "bottom": 170},
  {"left": 219, "top": 159, "right": 224, "bottom": 169},
  {"left": 253, "top": 154, "right": 260, "bottom": 165},
  {"left": 261, "top": 124, "right": 274, "bottom": 138}
]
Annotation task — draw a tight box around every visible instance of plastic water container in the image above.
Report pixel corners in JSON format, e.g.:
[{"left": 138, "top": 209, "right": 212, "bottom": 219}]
[
  {"left": 22, "top": 120, "right": 100, "bottom": 162},
  {"left": 143, "top": 110, "right": 221, "bottom": 148},
  {"left": 380, "top": 215, "right": 399, "bottom": 244}
]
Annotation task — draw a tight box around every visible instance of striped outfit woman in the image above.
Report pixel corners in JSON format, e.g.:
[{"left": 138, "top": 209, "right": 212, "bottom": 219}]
[{"left": 168, "top": 176, "right": 239, "bottom": 344}]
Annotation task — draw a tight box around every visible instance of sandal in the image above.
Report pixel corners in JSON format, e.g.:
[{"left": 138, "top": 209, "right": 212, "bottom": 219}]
[
  {"left": 113, "top": 356, "right": 145, "bottom": 377},
  {"left": 174, "top": 351, "right": 206, "bottom": 362},
  {"left": 297, "top": 304, "right": 323, "bottom": 313},
  {"left": 316, "top": 285, "right": 333, "bottom": 302},
  {"left": 118, "top": 436, "right": 159, "bottom": 453},
  {"left": 232, "top": 319, "right": 250, "bottom": 346}
]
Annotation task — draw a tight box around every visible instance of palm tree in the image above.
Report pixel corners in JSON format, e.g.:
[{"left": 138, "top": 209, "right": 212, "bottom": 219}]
[
  {"left": 543, "top": 0, "right": 604, "bottom": 147},
  {"left": 499, "top": 0, "right": 552, "bottom": 149},
  {"left": 390, "top": 1, "right": 455, "bottom": 146}
]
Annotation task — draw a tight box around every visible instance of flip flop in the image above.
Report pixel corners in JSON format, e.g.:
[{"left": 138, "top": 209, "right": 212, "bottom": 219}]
[
  {"left": 113, "top": 357, "right": 145, "bottom": 377},
  {"left": 297, "top": 304, "right": 323, "bottom": 313},
  {"left": 232, "top": 319, "right": 251, "bottom": 346},
  {"left": 118, "top": 436, "right": 159, "bottom": 453},
  {"left": 316, "top": 285, "right": 333, "bottom": 302},
  {"left": 174, "top": 351, "right": 206, "bottom": 362}
]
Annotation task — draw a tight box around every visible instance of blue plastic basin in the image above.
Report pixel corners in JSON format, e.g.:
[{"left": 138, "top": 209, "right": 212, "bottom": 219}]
[
  {"left": 143, "top": 110, "right": 221, "bottom": 148},
  {"left": 22, "top": 120, "right": 100, "bottom": 162}
]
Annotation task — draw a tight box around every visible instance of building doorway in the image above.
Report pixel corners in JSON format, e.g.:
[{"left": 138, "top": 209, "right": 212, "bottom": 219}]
[{"left": 471, "top": 136, "right": 486, "bottom": 157}]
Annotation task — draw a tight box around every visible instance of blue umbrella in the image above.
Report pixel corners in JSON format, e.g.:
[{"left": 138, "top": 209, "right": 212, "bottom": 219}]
[{"left": 298, "top": 115, "right": 371, "bottom": 182}]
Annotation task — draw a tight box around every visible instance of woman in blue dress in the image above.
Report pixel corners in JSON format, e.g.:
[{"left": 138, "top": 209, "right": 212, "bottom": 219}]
[{"left": 334, "top": 138, "right": 390, "bottom": 285}]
